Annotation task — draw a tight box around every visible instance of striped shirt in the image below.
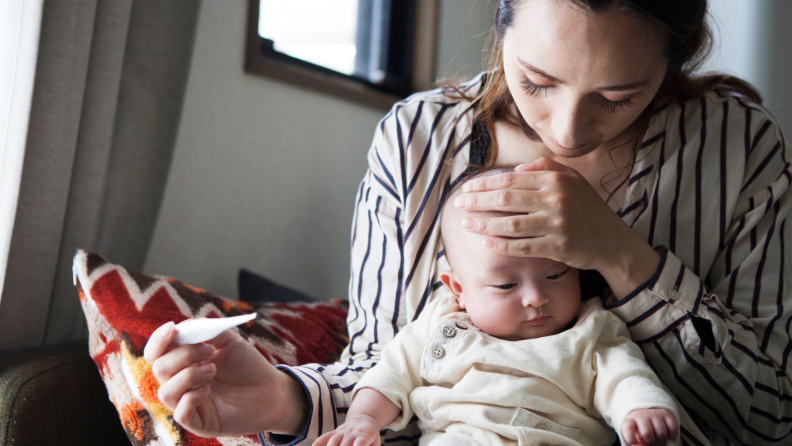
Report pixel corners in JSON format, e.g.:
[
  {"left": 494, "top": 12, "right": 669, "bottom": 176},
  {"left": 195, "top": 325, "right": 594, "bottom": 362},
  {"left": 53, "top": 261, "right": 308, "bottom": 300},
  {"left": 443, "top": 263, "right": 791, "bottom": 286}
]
[{"left": 260, "top": 74, "right": 792, "bottom": 446}]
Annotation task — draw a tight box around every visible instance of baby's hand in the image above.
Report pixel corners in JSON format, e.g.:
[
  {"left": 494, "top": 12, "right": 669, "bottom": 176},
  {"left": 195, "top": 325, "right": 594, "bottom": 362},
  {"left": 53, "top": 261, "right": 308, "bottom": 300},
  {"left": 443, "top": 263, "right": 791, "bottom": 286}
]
[
  {"left": 312, "top": 415, "right": 381, "bottom": 446},
  {"left": 621, "top": 408, "right": 678, "bottom": 446}
]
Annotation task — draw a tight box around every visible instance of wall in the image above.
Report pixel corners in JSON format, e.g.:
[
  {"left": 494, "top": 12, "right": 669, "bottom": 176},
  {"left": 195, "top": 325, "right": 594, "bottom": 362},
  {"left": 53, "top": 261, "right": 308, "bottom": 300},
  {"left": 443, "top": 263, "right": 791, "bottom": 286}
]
[
  {"left": 702, "top": 0, "right": 792, "bottom": 131},
  {"left": 144, "top": 1, "right": 493, "bottom": 301},
  {"left": 435, "top": 0, "right": 493, "bottom": 80}
]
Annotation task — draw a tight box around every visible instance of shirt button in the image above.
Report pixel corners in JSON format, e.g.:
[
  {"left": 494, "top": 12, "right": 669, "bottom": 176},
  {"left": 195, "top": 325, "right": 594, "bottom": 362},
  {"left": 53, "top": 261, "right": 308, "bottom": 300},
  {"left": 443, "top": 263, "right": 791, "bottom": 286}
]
[
  {"left": 667, "top": 289, "right": 679, "bottom": 300},
  {"left": 443, "top": 326, "right": 456, "bottom": 338},
  {"left": 455, "top": 322, "right": 468, "bottom": 330},
  {"left": 431, "top": 346, "right": 445, "bottom": 359},
  {"left": 424, "top": 410, "right": 434, "bottom": 421},
  {"left": 536, "top": 423, "right": 549, "bottom": 431}
]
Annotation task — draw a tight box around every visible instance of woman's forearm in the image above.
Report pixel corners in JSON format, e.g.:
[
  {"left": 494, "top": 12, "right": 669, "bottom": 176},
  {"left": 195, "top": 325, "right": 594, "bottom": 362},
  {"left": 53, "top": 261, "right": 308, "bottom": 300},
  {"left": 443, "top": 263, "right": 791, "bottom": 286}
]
[
  {"left": 599, "top": 222, "right": 661, "bottom": 300},
  {"left": 347, "top": 388, "right": 401, "bottom": 429},
  {"left": 268, "top": 369, "right": 310, "bottom": 435}
]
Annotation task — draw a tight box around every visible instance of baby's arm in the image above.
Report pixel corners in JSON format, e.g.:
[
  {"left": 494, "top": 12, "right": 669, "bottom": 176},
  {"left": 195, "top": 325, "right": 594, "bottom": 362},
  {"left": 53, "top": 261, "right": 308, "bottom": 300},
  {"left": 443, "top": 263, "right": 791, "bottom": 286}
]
[
  {"left": 313, "top": 388, "right": 401, "bottom": 446},
  {"left": 592, "top": 319, "right": 680, "bottom": 446}
]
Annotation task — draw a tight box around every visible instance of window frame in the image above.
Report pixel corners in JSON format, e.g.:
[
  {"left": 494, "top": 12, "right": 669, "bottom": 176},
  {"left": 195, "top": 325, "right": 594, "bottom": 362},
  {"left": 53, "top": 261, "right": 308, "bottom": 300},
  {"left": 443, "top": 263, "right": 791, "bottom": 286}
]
[{"left": 244, "top": 0, "right": 438, "bottom": 109}]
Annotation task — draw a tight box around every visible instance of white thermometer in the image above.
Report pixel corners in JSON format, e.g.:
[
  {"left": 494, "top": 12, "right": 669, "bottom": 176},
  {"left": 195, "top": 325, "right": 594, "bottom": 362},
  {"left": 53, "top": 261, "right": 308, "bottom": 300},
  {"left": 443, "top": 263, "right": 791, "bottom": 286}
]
[{"left": 171, "top": 313, "right": 257, "bottom": 346}]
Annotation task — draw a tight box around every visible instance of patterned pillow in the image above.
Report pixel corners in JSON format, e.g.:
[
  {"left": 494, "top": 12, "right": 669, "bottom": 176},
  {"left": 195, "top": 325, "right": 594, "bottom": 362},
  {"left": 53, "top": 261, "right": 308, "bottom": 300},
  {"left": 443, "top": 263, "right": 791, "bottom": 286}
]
[{"left": 73, "top": 250, "right": 348, "bottom": 446}]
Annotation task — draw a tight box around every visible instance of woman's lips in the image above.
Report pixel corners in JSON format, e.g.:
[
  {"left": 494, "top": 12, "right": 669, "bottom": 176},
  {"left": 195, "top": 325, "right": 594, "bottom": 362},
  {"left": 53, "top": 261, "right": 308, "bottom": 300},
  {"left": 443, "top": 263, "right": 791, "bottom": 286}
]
[{"left": 527, "top": 316, "right": 550, "bottom": 325}]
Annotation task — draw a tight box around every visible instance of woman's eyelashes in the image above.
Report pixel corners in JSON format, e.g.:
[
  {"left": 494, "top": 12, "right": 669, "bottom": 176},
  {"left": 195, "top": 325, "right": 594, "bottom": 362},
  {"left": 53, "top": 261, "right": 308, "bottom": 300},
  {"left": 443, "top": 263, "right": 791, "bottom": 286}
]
[
  {"left": 521, "top": 75, "right": 635, "bottom": 114},
  {"left": 596, "top": 95, "right": 634, "bottom": 113},
  {"left": 521, "top": 76, "right": 551, "bottom": 97}
]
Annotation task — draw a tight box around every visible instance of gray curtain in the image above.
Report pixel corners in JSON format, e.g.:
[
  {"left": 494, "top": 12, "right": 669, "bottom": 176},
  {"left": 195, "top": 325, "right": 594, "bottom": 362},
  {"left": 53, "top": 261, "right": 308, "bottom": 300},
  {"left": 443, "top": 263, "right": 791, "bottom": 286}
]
[{"left": 0, "top": 0, "right": 201, "bottom": 350}]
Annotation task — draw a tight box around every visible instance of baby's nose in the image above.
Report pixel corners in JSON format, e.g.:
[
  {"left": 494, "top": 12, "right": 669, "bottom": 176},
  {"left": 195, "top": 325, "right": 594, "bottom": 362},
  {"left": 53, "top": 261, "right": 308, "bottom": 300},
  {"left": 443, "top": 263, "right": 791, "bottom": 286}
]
[{"left": 522, "top": 291, "right": 549, "bottom": 308}]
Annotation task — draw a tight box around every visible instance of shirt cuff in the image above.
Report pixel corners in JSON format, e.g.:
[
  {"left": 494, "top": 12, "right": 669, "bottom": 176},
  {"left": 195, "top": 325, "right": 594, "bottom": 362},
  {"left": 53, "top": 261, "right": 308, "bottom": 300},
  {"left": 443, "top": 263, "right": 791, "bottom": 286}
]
[
  {"left": 259, "top": 365, "right": 335, "bottom": 446},
  {"left": 604, "top": 247, "right": 723, "bottom": 363}
]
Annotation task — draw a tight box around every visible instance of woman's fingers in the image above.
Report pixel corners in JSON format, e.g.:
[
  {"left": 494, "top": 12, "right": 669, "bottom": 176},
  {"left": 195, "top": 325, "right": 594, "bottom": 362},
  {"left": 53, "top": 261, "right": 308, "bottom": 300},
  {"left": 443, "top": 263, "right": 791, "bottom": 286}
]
[
  {"left": 455, "top": 188, "right": 544, "bottom": 213},
  {"left": 461, "top": 169, "right": 559, "bottom": 194},
  {"left": 172, "top": 384, "right": 213, "bottom": 435},
  {"left": 515, "top": 156, "right": 580, "bottom": 174},
  {"left": 144, "top": 321, "right": 176, "bottom": 364},
  {"left": 157, "top": 363, "right": 217, "bottom": 409},
  {"left": 462, "top": 213, "right": 545, "bottom": 238},
  {"left": 151, "top": 343, "right": 216, "bottom": 384},
  {"left": 483, "top": 235, "right": 557, "bottom": 259}
]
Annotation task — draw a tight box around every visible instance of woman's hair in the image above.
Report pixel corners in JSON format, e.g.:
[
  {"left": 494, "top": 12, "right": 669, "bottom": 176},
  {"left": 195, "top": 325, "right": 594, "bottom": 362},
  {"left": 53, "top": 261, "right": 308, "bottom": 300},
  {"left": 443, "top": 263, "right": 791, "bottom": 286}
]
[{"left": 452, "top": 0, "right": 762, "bottom": 203}]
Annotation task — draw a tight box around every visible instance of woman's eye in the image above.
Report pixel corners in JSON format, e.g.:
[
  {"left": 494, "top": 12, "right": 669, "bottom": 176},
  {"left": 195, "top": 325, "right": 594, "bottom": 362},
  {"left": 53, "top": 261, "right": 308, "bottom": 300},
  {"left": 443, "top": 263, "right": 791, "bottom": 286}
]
[
  {"left": 496, "top": 283, "right": 518, "bottom": 290},
  {"left": 597, "top": 95, "right": 634, "bottom": 114},
  {"left": 521, "top": 76, "right": 550, "bottom": 97}
]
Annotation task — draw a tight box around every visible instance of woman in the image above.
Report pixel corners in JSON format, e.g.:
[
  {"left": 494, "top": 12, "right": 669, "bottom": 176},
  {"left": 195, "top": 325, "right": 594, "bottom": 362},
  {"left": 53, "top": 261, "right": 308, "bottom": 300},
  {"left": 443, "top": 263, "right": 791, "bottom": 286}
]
[{"left": 144, "top": 1, "right": 791, "bottom": 445}]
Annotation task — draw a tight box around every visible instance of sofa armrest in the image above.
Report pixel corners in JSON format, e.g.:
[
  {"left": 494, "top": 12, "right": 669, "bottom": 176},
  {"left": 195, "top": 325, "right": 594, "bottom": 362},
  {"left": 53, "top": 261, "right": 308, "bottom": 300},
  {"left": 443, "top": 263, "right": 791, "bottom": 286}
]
[{"left": 0, "top": 340, "right": 130, "bottom": 446}]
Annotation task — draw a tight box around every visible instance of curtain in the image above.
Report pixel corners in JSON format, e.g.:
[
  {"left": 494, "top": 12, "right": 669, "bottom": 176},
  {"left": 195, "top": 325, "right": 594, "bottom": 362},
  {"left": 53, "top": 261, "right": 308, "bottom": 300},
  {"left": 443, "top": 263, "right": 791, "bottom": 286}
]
[
  {"left": 0, "top": 0, "right": 44, "bottom": 315},
  {"left": 0, "top": 0, "right": 201, "bottom": 351}
]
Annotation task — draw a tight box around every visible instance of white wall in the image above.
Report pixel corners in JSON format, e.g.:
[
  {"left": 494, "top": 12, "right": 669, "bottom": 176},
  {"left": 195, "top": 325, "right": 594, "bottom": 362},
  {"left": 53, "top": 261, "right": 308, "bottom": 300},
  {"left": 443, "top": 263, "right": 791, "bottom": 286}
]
[
  {"left": 435, "top": 0, "right": 493, "bottom": 80},
  {"left": 703, "top": 0, "right": 792, "bottom": 131},
  {"left": 144, "top": 1, "right": 493, "bottom": 301}
]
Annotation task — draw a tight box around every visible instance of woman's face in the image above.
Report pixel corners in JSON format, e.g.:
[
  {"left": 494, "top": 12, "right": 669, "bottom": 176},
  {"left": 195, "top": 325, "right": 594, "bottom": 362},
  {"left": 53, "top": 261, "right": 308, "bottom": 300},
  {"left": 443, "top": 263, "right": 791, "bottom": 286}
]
[{"left": 502, "top": 0, "right": 669, "bottom": 158}]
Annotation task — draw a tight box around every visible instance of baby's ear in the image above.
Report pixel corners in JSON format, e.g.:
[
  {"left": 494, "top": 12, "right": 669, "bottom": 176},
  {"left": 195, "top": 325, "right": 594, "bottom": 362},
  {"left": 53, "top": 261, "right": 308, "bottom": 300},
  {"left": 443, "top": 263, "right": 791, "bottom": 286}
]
[{"left": 439, "top": 270, "right": 463, "bottom": 298}]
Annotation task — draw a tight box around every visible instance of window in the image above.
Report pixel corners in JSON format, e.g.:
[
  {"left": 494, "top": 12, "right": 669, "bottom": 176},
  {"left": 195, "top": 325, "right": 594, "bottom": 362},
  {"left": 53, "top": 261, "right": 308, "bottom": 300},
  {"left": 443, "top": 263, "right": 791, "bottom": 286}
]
[
  {"left": 245, "top": 0, "right": 438, "bottom": 109},
  {"left": 0, "top": 0, "right": 44, "bottom": 300}
]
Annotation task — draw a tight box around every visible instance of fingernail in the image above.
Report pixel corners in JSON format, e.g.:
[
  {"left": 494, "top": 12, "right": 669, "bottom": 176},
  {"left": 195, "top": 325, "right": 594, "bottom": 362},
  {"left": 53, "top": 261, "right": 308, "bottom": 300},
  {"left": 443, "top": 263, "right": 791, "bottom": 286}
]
[
  {"left": 462, "top": 218, "right": 474, "bottom": 229},
  {"left": 155, "top": 322, "right": 174, "bottom": 337},
  {"left": 199, "top": 363, "right": 215, "bottom": 375},
  {"left": 454, "top": 195, "right": 465, "bottom": 208},
  {"left": 484, "top": 239, "right": 495, "bottom": 248},
  {"left": 462, "top": 183, "right": 472, "bottom": 193},
  {"left": 515, "top": 163, "right": 529, "bottom": 170},
  {"left": 200, "top": 344, "right": 215, "bottom": 356},
  {"left": 197, "top": 384, "right": 210, "bottom": 394}
]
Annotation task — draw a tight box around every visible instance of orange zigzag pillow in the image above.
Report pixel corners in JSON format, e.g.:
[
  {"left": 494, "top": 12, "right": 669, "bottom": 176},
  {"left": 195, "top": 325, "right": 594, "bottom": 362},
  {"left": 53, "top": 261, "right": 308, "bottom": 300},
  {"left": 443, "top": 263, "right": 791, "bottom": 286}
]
[{"left": 74, "top": 250, "right": 348, "bottom": 446}]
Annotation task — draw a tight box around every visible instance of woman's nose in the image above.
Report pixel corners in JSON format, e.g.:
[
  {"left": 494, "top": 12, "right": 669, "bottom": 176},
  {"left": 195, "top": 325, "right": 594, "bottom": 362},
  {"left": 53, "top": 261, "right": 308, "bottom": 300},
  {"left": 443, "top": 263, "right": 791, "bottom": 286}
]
[{"left": 551, "top": 97, "right": 587, "bottom": 148}]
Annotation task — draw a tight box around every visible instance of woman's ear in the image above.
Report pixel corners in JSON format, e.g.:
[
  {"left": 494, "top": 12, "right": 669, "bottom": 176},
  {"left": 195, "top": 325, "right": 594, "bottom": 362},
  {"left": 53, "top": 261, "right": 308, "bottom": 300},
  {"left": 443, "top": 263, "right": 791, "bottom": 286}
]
[{"left": 439, "top": 270, "right": 464, "bottom": 305}]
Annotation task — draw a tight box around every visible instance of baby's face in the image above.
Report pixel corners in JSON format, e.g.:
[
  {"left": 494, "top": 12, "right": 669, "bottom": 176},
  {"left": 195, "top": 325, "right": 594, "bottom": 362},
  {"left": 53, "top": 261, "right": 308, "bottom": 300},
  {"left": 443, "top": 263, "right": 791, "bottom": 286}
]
[{"left": 442, "top": 228, "right": 581, "bottom": 341}]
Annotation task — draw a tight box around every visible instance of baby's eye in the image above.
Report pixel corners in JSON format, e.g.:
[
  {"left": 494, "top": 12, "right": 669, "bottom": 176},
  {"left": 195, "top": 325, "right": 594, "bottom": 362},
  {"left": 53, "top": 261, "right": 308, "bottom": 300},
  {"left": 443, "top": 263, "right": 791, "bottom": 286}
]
[
  {"left": 547, "top": 270, "right": 566, "bottom": 280},
  {"left": 496, "top": 283, "right": 517, "bottom": 290}
]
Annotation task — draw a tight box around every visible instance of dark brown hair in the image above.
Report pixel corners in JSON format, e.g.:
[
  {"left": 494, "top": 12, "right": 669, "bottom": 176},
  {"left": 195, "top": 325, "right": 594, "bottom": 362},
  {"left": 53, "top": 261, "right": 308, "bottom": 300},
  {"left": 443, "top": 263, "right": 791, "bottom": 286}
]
[{"left": 450, "top": 0, "right": 762, "bottom": 202}]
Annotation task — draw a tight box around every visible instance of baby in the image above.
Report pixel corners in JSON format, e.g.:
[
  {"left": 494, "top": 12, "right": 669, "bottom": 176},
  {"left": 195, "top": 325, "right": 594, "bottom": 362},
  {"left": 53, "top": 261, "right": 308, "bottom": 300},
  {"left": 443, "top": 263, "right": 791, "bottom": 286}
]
[{"left": 315, "top": 168, "right": 680, "bottom": 446}]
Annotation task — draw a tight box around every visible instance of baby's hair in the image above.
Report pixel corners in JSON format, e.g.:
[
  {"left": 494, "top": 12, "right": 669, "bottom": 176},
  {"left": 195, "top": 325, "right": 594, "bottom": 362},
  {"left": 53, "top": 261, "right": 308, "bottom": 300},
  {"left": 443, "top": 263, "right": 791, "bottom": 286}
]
[
  {"left": 439, "top": 167, "right": 606, "bottom": 301},
  {"left": 440, "top": 166, "right": 518, "bottom": 269}
]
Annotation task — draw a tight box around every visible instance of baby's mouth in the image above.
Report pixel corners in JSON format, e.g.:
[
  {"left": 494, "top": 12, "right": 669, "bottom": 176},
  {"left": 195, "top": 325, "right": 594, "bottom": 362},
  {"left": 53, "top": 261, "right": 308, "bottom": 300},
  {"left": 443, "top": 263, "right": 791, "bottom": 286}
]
[{"left": 526, "top": 316, "right": 550, "bottom": 326}]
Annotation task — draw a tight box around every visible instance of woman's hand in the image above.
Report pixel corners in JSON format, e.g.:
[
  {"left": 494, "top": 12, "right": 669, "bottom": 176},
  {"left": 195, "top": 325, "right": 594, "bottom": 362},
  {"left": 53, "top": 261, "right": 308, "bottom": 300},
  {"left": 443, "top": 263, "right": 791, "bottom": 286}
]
[
  {"left": 621, "top": 408, "right": 679, "bottom": 445},
  {"left": 143, "top": 321, "right": 307, "bottom": 438},
  {"left": 455, "top": 157, "right": 660, "bottom": 298}
]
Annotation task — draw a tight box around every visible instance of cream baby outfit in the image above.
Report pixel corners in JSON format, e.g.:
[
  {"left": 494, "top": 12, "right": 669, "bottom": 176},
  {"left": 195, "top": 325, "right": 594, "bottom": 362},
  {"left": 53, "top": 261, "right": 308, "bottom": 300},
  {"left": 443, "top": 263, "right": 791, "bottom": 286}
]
[{"left": 354, "top": 293, "right": 680, "bottom": 446}]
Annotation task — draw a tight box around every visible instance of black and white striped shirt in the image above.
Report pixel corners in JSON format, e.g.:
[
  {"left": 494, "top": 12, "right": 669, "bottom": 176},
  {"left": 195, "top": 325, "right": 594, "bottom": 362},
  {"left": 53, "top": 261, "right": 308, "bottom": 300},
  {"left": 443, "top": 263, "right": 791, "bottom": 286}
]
[{"left": 263, "top": 74, "right": 791, "bottom": 446}]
